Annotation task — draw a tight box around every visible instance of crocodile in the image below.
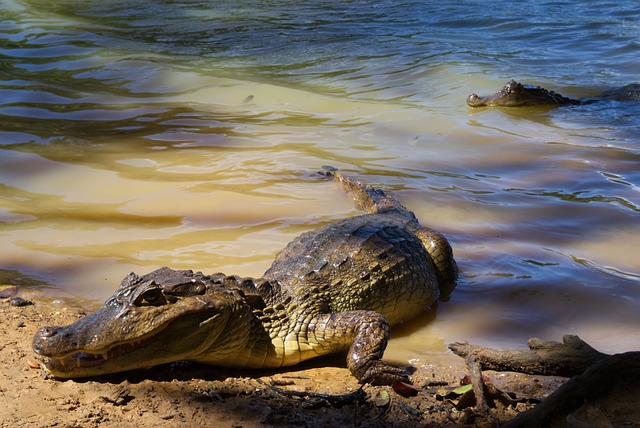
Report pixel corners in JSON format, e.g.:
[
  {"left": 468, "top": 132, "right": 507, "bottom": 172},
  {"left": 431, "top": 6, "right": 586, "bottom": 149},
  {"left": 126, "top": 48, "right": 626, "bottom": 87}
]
[
  {"left": 467, "top": 79, "right": 640, "bottom": 107},
  {"left": 33, "top": 169, "right": 457, "bottom": 385}
]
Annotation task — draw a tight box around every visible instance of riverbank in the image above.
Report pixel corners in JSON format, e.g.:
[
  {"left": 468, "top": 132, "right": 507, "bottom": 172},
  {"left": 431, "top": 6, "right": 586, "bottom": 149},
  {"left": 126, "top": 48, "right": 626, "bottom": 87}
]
[{"left": 1, "top": 290, "right": 569, "bottom": 427}]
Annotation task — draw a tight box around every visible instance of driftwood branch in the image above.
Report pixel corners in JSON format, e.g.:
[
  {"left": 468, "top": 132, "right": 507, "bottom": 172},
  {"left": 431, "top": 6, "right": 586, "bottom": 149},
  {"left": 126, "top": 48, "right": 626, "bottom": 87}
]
[
  {"left": 465, "top": 355, "right": 488, "bottom": 413},
  {"left": 449, "top": 335, "right": 640, "bottom": 426},
  {"left": 503, "top": 351, "right": 640, "bottom": 427},
  {"left": 448, "top": 335, "right": 609, "bottom": 377}
]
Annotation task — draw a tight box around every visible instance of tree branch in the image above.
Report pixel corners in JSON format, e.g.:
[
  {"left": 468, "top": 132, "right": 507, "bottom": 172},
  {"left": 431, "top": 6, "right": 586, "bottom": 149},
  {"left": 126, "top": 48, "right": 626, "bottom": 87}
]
[{"left": 448, "top": 335, "right": 609, "bottom": 377}]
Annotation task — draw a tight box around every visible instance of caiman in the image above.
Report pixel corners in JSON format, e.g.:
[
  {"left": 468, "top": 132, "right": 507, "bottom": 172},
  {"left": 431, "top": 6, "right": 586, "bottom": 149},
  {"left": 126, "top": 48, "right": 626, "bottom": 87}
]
[
  {"left": 467, "top": 79, "right": 640, "bottom": 107},
  {"left": 33, "top": 169, "right": 457, "bottom": 385}
]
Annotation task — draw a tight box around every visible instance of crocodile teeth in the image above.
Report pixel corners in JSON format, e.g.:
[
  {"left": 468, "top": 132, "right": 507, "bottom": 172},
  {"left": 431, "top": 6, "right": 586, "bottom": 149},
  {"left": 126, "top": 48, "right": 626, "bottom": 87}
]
[{"left": 102, "top": 352, "right": 109, "bottom": 361}]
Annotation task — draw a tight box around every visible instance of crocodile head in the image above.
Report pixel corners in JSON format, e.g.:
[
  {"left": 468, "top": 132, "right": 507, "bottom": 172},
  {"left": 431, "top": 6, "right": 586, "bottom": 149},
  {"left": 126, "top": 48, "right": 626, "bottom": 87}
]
[
  {"left": 33, "top": 267, "right": 245, "bottom": 378},
  {"left": 467, "top": 79, "right": 578, "bottom": 107}
]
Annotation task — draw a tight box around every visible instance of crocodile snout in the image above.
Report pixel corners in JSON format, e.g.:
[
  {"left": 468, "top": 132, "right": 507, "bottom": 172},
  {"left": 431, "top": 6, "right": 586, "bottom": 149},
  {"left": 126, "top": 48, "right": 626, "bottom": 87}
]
[{"left": 36, "top": 325, "right": 60, "bottom": 338}]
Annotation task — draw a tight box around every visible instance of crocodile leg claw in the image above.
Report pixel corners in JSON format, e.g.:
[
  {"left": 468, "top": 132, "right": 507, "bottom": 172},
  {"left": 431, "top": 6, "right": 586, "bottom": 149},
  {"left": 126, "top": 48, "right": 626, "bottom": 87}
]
[
  {"left": 347, "top": 322, "right": 413, "bottom": 385},
  {"left": 306, "top": 311, "right": 405, "bottom": 385},
  {"left": 354, "top": 360, "right": 413, "bottom": 386}
]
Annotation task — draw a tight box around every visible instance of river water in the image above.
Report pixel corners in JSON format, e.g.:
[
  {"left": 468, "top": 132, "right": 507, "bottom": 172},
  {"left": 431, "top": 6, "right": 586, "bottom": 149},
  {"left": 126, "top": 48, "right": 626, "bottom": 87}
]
[{"left": 1, "top": 0, "right": 639, "bottom": 362}]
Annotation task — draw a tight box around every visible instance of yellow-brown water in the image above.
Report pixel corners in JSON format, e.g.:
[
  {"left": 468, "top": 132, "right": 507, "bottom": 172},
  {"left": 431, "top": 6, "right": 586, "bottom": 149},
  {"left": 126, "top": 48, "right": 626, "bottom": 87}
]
[{"left": 1, "top": 0, "right": 639, "bottom": 364}]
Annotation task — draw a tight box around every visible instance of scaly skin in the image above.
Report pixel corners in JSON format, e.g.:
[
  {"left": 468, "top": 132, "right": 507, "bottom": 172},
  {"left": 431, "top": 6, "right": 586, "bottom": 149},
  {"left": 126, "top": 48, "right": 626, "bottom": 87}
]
[
  {"left": 467, "top": 79, "right": 640, "bottom": 107},
  {"left": 33, "top": 170, "right": 457, "bottom": 385}
]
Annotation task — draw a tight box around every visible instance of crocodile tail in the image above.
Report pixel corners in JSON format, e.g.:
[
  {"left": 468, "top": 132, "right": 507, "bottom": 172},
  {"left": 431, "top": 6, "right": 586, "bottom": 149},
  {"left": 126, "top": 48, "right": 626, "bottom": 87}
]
[{"left": 321, "top": 167, "right": 412, "bottom": 216}]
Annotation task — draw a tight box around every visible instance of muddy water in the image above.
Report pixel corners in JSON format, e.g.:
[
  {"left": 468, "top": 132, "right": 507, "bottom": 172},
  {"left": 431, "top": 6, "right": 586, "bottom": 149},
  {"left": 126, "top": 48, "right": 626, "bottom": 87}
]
[{"left": 1, "top": 0, "right": 639, "bottom": 364}]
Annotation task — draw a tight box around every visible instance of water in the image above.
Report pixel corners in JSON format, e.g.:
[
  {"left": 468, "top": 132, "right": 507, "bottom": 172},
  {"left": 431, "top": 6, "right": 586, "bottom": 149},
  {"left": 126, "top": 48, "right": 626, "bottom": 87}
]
[{"left": 1, "top": 0, "right": 639, "bottom": 362}]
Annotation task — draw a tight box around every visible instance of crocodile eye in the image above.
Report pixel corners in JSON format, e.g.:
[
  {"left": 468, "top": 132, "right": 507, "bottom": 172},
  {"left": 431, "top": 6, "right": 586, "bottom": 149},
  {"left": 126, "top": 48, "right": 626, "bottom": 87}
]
[
  {"left": 163, "top": 280, "right": 206, "bottom": 297},
  {"left": 136, "top": 287, "right": 167, "bottom": 306}
]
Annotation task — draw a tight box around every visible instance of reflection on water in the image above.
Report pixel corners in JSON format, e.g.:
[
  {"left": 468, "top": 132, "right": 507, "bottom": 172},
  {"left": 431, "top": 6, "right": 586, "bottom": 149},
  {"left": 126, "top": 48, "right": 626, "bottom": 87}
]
[{"left": 1, "top": 0, "right": 639, "bottom": 361}]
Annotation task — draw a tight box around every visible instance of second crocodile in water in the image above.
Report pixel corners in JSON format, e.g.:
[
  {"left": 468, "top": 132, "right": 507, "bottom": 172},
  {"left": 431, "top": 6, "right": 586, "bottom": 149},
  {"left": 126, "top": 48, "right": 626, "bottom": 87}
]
[
  {"left": 33, "top": 170, "right": 457, "bottom": 385},
  {"left": 467, "top": 79, "right": 640, "bottom": 107}
]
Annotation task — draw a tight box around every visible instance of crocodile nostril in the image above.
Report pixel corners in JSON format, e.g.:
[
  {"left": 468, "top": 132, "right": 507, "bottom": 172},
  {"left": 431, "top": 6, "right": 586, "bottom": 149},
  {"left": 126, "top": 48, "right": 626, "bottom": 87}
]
[{"left": 38, "top": 326, "right": 60, "bottom": 338}]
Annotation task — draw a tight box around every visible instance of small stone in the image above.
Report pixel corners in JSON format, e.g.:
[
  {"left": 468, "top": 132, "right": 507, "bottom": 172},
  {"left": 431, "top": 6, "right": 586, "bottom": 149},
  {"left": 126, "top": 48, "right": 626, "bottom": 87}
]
[
  {"left": 9, "top": 297, "right": 33, "bottom": 307},
  {"left": 16, "top": 321, "right": 25, "bottom": 328}
]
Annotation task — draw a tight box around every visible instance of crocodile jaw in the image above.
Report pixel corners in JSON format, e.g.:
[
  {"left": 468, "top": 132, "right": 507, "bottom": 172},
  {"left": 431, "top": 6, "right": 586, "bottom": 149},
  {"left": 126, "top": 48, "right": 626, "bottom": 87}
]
[
  {"left": 33, "top": 305, "right": 229, "bottom": 378},
  {"left": 40, "top": 327, "right": 166, "bottom": 377}
]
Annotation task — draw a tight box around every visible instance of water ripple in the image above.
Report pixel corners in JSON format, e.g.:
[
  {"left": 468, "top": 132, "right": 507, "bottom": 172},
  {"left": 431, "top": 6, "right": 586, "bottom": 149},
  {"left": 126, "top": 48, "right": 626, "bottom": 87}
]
[{"left": 1, "top": 0, "right": 639, "bottom": 356}]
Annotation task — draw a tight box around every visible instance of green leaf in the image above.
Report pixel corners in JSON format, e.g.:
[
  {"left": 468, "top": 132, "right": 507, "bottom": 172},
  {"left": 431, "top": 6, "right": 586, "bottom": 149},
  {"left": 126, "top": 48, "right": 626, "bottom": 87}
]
[{"left": 437, "top": 383, "right": 473, "bottom": 398}]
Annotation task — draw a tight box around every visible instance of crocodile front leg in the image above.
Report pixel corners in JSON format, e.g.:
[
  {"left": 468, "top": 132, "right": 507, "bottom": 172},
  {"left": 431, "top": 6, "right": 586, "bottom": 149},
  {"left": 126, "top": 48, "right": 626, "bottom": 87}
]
[{"left": 309, "top": 311, "right": 410, "bottom": 385}]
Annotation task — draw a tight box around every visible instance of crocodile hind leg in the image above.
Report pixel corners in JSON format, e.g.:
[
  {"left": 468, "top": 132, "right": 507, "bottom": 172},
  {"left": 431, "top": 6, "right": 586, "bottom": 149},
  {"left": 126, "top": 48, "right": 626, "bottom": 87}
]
[
  {"left": 306, "top": 310, "right": 410, "bottom": 385},
  {"left": 415, "top": 227, "right": 458, "bottom": 286}
]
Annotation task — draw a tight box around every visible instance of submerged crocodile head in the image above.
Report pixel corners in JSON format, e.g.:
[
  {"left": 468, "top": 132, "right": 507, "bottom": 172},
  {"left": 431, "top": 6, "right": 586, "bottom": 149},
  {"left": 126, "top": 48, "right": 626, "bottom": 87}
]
[
  {"left": 33, "top": 267, "right": 249, "bottom": 378},
  {"left": 467, "top": 79, "right": 579, "bottom": 107}
]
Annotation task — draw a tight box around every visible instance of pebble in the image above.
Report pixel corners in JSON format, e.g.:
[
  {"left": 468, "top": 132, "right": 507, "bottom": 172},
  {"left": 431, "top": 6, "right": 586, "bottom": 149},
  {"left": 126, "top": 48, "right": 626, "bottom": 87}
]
[{"left": 9, "top": 297, "right": 33, "bottom": 307}]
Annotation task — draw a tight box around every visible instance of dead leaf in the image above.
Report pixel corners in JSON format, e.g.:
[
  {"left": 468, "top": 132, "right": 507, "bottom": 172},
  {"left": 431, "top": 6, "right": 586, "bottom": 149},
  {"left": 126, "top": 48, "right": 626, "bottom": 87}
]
[
  {"left": 392, "top": 381, "right": 418, "bottom": 397},
  {"left": 26, "top": 359, "right": 41, "bottom": 369},
  {"left": 484, "top": 383, "right": 517, "bottom": 407},
  {"left": 454, "top": 389, "right": 477, "bottom": 410}
]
